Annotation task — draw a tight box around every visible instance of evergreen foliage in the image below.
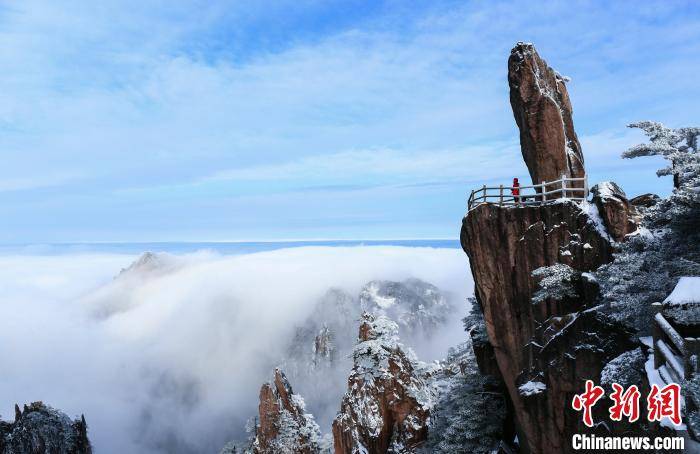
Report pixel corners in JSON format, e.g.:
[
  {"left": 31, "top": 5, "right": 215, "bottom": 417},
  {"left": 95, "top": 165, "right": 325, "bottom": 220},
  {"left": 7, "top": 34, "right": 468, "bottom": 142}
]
[
  {"left": 597, "top": 122, "right": 700, "bottom": 333},
  {"left": 424, "top": 340, "right": 505, "bottom": 454}
]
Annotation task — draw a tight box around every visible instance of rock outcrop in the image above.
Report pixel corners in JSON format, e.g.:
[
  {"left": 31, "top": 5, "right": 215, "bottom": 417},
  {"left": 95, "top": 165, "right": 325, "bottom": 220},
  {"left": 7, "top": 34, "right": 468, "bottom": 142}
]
[
  {"left": 312, "top": 325, "right": 335, "bottom": 368},
  {"left": 285, "top": 279, "right": 450, "bottom": 379},
  {"left": 0, "top": 402, "right": 92, "bottom": 454},
  {"left": 84, "top": 251, "right": 180, "bottom": 319},
  {"left": 591, "top": 181, "right": 638, "bottom": 242},
  {"left": 461, "top": 43, "right": 642, "bottom": 453},
  {"left": 630, "top": 193, "right": 660, "bottom": 208},
  {"left": 248, "top": 369, "right": 321, "bottom": 454},
  {"left": 508, "top": 42, "right": 585, "bottom": 188},
  {"left": 462, "top": 192, "right": 636, "bottom": 453},
  {"left": 332, "top": 313, "right": 436, "bottom": 453},
  {"left": 359, "top": 279, "right": 452, "bottom": 336}
]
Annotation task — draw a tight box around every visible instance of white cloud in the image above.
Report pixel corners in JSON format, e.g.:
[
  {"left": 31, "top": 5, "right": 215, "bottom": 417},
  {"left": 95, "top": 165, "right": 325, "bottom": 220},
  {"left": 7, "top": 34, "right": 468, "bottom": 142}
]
[
  {"left": 0, "top": 246, "right": 472, "bottom": 453},
  {"left": 203, "top": 145, "right": 520, "bottom": 182},
  {"left": 0, "top": 0, "right": 696, "bottom": 240}
]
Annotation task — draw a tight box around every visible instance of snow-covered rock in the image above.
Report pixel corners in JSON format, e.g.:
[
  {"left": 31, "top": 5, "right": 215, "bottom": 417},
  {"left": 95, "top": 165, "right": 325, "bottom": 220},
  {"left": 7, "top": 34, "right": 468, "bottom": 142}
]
[
  {"left": 662, "top": 276, "right": 700, "bottom": 329},
  {"left": 0, "top": 402, "right": 92, "bottom": 454},
  {"left": 246, "top": 369, "right": 321, "bottom": 454},
  {"left": 281, "top": 280, "right": 453, "bottom": 432},
  {"left": 508, "top": 42, "right": 586, "bottom": 188},
  {"left": 518, "top": 381, "right": 546, "bottom": 397},
  {"left": 591, "top": 181, "right": 638, "bottom": 242},
  {"left": 359, "top": 279, "right": 452, "bottom": 336},
  {"left": 117, "top": 251, "right": 175, "bottom": 277},
  {"left": 332, "top": 313, "right": 437, "bottom": 453},
  {"left": 81, "top": 251, "right": 181, "bottom": 318},
  {"left": 286, "top": 280, "right": 451, "bottom": 379}
]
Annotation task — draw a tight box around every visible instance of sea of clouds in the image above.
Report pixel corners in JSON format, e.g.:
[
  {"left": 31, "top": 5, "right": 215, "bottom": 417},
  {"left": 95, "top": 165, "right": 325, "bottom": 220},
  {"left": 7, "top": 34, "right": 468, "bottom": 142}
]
[{"left": 0, "top": 246, "right": 472, "bottom": 453}]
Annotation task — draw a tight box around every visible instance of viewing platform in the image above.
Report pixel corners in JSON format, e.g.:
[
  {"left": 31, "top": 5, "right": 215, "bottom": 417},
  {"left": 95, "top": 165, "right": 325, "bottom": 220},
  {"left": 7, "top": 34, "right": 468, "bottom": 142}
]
[{"left": 467, "top": 175, "right": 589, "bottom": 211}]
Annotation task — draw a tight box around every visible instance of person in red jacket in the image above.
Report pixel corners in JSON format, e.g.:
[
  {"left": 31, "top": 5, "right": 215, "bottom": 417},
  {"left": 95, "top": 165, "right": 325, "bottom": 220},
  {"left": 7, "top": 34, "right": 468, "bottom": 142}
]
[{"left": 511, "top": 177, "right": 521, "bottom": 205}]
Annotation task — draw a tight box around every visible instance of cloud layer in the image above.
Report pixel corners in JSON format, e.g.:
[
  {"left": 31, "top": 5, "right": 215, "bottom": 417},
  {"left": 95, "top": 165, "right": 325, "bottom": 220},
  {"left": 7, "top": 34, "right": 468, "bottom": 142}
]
[{"left": 0, "top": 246, "right": 472, "bottom": 453}]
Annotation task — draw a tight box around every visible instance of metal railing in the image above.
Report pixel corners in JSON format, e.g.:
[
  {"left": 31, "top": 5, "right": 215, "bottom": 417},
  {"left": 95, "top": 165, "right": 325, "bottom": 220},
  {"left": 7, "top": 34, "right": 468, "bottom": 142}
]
[{"left": 467, "top": 175, "right": 588, "bottom": 211}]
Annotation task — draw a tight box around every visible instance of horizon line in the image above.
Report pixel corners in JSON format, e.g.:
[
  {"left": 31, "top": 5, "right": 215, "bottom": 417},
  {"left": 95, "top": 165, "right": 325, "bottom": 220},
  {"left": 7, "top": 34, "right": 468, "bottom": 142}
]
[{"left": 0, "top": 237, "right": 460, "bottom": 246}]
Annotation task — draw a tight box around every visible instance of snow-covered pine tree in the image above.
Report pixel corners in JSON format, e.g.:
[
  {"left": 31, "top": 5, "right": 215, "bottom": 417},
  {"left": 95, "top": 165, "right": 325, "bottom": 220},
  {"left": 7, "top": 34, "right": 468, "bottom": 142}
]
[
  {"left": 424, "top": 299, "right": 506, "bottom": 453},
  {"left": 424, "top": 339, "right": 505, "bottom": 454},
  {"left": 597, "top": 122, "right": 700, "bottom": 333},
  {"left": 622, "top": 121, "right": 699, "bottom": 190}
]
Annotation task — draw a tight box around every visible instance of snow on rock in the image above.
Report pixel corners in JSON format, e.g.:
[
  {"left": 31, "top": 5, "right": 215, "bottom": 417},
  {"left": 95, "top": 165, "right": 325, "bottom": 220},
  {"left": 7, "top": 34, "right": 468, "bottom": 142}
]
[
  {"left": 580, "top": 201, "right": 614, "bottom": 244},
  {"left": 361, "top": 281, "right": 397, "bottom": 309},
  {"left": 507, "top": 42, "right": 586, "bottom": 188},
  {"left": 332, "top": 313, "right": 437, "bottom": 453},
  {"left": 590, "top": 181, "right": 638, "bottom": 242},
  {"left": 279, "top": 280, "right": 453, "bottom": 441},
  {"left": 592, "top": 181, "right": 619, "bottom": 200},
  {"left": 285, "top": 279, "right": 451, "bottom": 380},
  {"left": 518, "top": 381, "right": 546, "bottom": 397},
  {"left": 80, "top": 251, "right": 183, "bottom": 319},
  {"left": 663, "top": 277, "right": 700, "bottom": 328},
  {"left": 359, "top": 279, "right": 452, "bottom": 336},
  {"left": 117, "top": 251, "right": 176, "bottom": 277},
  {"left": 665, "top": 277, "right": 700, "bottom": 306},
  {"left": 245, "top": 368, "right": 321, "bottom": 454},
  {"left": 0, "top": 402, "right": 92, "bottom": 454}
]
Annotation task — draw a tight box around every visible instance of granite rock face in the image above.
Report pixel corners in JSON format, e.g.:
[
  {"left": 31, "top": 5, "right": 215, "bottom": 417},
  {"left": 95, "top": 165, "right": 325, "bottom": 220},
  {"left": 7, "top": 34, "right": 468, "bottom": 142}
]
[
  {"left": 248, "top": 369, "right": 321, "bottom": 454},
  {"left": 332, "top": 313, "right": 435, "bottom": 453},
  {"left": 508, "top": 42, "right": 585, "bottom": 188},
  {"left": 359, "top": 279, "right": 452, "bottom": 336},
  {"left": 461, "top": 201, "right": 635, "bottom": 453},
  {"left": 591, "top": 181, "right": 638, "bottom": 242},
  {"left": 0, "top": 402, "right": 92, "bottom": 454},
  {"left": 630, "top": 193, "right": 660, "bottom": 208},
  {"left": 462, "top": 43, "right": 641, "bottom": 453},
  {"left": 312, "top": 326, "right": 335, "bottom": 369}
]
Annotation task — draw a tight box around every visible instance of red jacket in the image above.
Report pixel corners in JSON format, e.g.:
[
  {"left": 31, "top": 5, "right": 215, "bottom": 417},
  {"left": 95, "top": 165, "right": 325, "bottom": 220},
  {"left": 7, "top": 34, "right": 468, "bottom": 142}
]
[{"left": 511, "top": 182, "right": 520, "bottom": 196}]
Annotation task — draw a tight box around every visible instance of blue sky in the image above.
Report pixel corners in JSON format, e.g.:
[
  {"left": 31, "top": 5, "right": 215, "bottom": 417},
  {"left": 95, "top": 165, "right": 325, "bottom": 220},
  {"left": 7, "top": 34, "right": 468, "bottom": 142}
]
[{"left": 1, "top": 0, "right": 698, "bottom": 242}]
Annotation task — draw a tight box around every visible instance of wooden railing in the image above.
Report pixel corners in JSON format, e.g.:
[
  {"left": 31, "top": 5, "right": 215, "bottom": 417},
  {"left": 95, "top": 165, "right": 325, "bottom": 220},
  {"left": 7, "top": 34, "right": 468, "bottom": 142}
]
[
  {"left": 467, "top": 175, "right": 588, "bottom": 211},
  {"left": 651, "top": 302, "right": 700, "bottom": 383},
  {"left": 651, "top": 302, "right": 700, "bottom": 439}
]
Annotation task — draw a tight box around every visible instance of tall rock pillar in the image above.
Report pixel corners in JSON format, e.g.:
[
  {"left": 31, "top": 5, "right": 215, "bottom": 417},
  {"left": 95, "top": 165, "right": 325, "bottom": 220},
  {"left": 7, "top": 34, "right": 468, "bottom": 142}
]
[{"left": 508, "top": 42, "right": 585, "bottom": 188}]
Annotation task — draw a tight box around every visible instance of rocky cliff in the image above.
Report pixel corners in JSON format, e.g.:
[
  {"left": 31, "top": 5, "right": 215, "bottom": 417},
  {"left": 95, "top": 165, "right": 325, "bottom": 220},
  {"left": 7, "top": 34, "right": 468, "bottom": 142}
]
[
  {"left": 509, "top": 42, "right": 585, "bottom": 187},
  {"left": 462, "top": 43, "right": 639, "bottom": 453},
  {"left": 246, "top": 369, "right": 321, "bottom": 454},
  {"left": 590, "top": 181, "right": 638, "bottom": 242},
  {"left": 461, "top": 201, "right": 636, "bottom": 452},
  {"left": 0, "top": 402, "right": 92, "bottom": 454},
  {"left": 331, "top": 313, "right": 436, "bottom": 453}
]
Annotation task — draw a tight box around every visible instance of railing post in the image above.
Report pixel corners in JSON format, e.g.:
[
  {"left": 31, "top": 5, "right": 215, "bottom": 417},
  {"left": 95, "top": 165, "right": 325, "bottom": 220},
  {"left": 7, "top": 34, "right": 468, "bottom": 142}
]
[
  {"left": 652, "top": 302, "right": 663, "bottom": 369},
  {"left": 584, "top": 176, "right": 589, "bottom": 200},
  {"left": 499, "top": 185, "right": 503, "bottom": 206},
  {"left": 541, "top": 181, "right": 546, "bottom": 203},
  {"left": 684, "top": 338, "right": 698, "bottom": 380},
  {"left": 561, "top": 174, "right": 567, "bottom": 199}
]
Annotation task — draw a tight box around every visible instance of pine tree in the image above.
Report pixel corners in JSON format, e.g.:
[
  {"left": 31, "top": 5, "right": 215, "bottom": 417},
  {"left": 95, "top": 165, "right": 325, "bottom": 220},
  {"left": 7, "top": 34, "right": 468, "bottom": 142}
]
[
  {"left": 424, "top": 339, "right": 505, "bottom": 453},
  {"left": 597, "top": 122, "right": 700, "bottom": 333}
]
